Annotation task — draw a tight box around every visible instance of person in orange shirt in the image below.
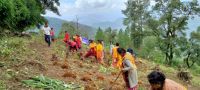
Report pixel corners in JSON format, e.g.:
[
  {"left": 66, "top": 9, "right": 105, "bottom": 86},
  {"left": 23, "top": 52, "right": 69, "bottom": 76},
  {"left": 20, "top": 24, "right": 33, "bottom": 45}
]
[
  {"left": 148, "top": 71, "right": 187, "bottom": 90},
  {"left": 82, "top": 40, "right": 97, "bottom": 60},
  {"left": 96, "top": 40, "right": 104, "bottom": 64},
  {"left": 112, "top": 43, "right": 119, "bottom": 67}
]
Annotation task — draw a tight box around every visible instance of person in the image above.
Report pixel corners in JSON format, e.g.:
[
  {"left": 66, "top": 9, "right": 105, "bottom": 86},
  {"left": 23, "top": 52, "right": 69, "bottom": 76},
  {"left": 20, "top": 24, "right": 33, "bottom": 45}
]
[
  {"left": 110, "top": 41, "right": 114, "bottom": 55},
  {"left": 67, "top": 39, "right": 78, "bottom": 52},
  {"left": 63, "top": 31, "right": 70, "bottom": 43},
  {"left": 42, "top": 22, "right": 51, "bottom": 47},
  {"left": 117, "top": 48, "right": 138, "bottom": 90},
  {"left": 148, "top": 71, "right": 187, "bottom": 90},
  {"left": 82, "top": 40, "right": 97, "bottom": 60},
  {"left": 101, "top": 40, "right": 105, "bottom": 61},
  {"left": 50, "top": 28, "right": 55, "bottom": 42},
  {"left": 96, "top": 40, "right": 104, "bottom": 64},
  {"left": 75, "top": 34, "right": 82, "bottom": 49},
  {"left": 112, "top": 43, "right": 120, "bottom": 68},
  {"left": 126, "top": 48, "right": 136, "bottom": 64}
]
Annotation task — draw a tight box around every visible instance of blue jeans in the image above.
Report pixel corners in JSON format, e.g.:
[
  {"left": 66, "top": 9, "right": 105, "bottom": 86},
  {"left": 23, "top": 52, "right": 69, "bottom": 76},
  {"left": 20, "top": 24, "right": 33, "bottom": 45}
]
[{"left": 44, "top": 34, "right": 51, "bottom": 47}]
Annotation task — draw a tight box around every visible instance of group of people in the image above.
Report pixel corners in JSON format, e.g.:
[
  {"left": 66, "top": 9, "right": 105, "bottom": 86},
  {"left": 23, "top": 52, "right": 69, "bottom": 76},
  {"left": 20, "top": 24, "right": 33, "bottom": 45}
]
[
  {"left": 42, "top": 22, "right": 187, "bottom": 90},
  {"left": 63, "top": 31, "right": 82, "bottom": 52}
]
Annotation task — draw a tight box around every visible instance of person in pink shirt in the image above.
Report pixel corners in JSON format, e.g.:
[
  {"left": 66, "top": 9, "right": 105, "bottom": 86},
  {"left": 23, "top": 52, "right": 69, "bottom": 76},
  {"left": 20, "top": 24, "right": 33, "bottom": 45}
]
[
  {"left": 67, "top": 39, "right": 78, "bottom": 52},
  {"left": 50, "top": 28, "right": 55, "bottom": 42}
]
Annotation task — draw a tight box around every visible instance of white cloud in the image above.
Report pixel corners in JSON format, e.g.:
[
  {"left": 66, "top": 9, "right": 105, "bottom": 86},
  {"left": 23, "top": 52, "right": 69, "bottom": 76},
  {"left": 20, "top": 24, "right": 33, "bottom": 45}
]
[{"left": 45, "top": 0, "right": 128, "bottom": 24}]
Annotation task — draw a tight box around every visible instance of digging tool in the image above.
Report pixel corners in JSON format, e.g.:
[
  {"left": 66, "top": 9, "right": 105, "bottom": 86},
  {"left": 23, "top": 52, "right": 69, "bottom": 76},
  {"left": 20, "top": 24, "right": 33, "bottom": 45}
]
[{"left": 109, "top": 71, "right": 122, "bottom": 90}]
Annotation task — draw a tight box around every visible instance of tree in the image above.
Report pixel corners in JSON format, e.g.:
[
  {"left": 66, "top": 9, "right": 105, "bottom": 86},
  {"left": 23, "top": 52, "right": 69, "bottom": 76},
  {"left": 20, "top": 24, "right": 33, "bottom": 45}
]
[
  {"left": 60, "top": 22, "right": 76, "bottom": 39},
  {"left": 95, "top": 27, "right": 104, "bottom": 41},
  {"left": 0, "top": 0, "right": 60, "bottom": 34},
  {"left": 148, "top": 0, "right": 200, "bottom": 65},
  {"left": 122, "top": 0, "right": 150, "bottom": 49},
  {"left": 182, "top": 27, "right": 200, "bottom": 68}
]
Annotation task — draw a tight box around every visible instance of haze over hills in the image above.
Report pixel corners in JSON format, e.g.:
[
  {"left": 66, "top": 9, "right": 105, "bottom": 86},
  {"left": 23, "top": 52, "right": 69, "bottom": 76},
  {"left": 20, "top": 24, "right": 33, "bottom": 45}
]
[
  {"left": 30, "top": 16, "right": 200, "bottom": 39},
  {"left": 91, "top": 18, "right": 125, "bottom": 30},
  {"left": 45, "top": 17, "right": 97, "bottom": 38}
]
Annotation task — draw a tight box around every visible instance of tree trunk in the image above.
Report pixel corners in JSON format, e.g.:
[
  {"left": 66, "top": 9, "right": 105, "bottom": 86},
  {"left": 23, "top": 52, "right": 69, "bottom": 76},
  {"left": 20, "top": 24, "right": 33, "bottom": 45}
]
[{"left": 185, "top": 52, "right": 191, "bottom": 68}]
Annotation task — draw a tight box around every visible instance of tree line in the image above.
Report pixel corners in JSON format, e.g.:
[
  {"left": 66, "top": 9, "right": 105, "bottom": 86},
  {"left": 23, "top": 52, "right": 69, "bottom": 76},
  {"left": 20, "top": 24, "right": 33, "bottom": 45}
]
[{"left": 95, "top": 0, "right": 200, "bottom": 69}]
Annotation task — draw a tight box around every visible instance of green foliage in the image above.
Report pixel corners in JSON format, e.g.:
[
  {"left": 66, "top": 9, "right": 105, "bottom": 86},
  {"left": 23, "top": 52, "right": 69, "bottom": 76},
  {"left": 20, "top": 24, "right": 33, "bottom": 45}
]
[
  {"left": 95, "top": 27, "right": 104, "bottom": 40},
  {"left": 98, "top": 65, "right": 117, "bottom": 74},
  {"left": 0, "top": 37, "right": 27, "bottom": 58},
  {"left": 59, "top": 22, "right": 77, "bottom": 39},
  {"left": 0, "top": 81, "right": 6, "bottom": 90},
  {"left": 22, "top": 75, "right": 83, "bottom": 90},
  {"left": 122, "top": 0, "right": 150, "bottom": 49},
  {"left": 147, "top": 0, "right": 200, "bottom": 65},
  {"left": 0, "top": 0, "right": 60, "bottom": 34},
  {"left": 139, "top": 36, "right": 165, "bottom": 63}
]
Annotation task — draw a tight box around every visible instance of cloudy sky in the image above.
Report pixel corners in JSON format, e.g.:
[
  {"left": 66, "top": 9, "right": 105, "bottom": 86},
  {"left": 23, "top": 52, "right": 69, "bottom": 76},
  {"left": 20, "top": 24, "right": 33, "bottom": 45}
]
[{"left": 44, "top": 0, "right": 128, "bottom": 25}]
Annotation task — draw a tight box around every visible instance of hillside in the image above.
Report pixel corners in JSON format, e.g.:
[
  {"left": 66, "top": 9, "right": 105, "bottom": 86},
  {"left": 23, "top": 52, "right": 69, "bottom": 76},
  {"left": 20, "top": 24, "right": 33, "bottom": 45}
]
[{"left": 0, "top": 35, "right": 200, "bottom": 90}]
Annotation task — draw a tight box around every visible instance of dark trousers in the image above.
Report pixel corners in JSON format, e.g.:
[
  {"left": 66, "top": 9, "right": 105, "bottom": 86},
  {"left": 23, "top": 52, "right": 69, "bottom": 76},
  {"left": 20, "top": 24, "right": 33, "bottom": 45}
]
[{"left": 44, "top": 34, "right": 51, "bottom": 47}]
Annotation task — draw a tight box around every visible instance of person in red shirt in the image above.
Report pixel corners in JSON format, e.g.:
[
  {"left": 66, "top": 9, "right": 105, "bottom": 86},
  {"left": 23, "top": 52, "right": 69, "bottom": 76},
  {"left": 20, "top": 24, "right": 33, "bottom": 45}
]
[
  {"left": 50, "top": 28, "right": 55, "bottom": 42},
  {"left": 67, "top": 39, "right": 78, "bottom": 52},
  {"left": 75, "top": 34, "right": 82, "bottom": 49},
  {"left": 63, "top": 31, "right": 70, "bottom": 43}
]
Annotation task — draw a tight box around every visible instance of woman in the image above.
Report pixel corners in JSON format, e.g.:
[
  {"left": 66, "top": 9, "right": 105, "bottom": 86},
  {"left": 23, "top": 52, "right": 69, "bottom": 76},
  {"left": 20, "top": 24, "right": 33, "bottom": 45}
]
[
  {"left": 117, "top": 48, "right": 138, "bottom": 90},
  {"left": 96, "top": 40, "right": 104, "bottom": 64},
  {"left": 148, "top": 71, "right": 187, "bottom": 90},
  {"left": 82, "top": 40, "right": 97, "bottom": 60},
  {"left": 50, "top": 28, "right": 55, "bottom": 42}
]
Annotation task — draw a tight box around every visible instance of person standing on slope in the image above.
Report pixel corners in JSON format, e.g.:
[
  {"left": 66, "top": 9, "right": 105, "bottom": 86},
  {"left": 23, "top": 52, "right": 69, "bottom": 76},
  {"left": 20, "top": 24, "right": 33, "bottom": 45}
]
[
  {"left": 50, "top": 28, "right": 55, "bottom": 42},
  {"left": 117, "top": 48, "right": 138, "bottom": 90},
  {"left": 112, "top": 43, "right": 120, "bottom": 68},
  {"left": 42, "top": 22, "right": 51, "bottom": 47},
  {"left": 96, "top": 40, "right": 104, "bottom": 64}
]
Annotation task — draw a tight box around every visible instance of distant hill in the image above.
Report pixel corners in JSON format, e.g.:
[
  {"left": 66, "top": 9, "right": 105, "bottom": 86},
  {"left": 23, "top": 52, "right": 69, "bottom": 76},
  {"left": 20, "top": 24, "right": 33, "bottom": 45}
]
[
  {"left": 45, "top": 17, "right": 97, "bottom": 38},
  {"left": 92, "top": 18, "right": 125, "bottom": 30},
  {"left": 67, "top": 21, "right": 97, "bottom": 39}
]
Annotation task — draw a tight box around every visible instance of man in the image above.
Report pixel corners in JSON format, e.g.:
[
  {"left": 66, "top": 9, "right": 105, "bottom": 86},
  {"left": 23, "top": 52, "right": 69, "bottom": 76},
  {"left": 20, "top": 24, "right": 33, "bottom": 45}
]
[
  {"left": 117, "top": 48, "right": 138, "bottom": 90},
  {"left": 42, "top": 22, "right": 51, "bottom": 47},
  {"left": 110, "top": 41, "right": 114, "bottom": 55},
  {"left": 148, "top": 71, "right": 187, "bottom": 90}
]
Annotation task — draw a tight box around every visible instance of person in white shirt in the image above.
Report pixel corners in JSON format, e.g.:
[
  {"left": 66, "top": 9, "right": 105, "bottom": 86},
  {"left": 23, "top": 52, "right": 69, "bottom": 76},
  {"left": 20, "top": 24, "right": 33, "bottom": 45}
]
[{"left": 42, "top": 22, "right": 51, "bottom": 47}]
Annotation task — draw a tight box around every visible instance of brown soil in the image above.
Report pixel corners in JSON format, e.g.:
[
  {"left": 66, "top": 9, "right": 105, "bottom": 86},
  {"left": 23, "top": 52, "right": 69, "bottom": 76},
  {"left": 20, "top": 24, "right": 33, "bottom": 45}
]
[
  {"left": 2, "top": 39, "right": 199, "bottom": 90},
  {"left": 62, "top": 70, "right": 77, "bottom": 79},
  {"left": 81, "top": 75, "right": 92, "bottom": 82}
]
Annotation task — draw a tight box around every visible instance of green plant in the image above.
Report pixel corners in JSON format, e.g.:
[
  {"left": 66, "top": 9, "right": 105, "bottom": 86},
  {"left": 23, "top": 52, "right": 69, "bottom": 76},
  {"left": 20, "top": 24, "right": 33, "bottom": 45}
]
[
  {"left": 22, "top": 75, "right": 83, "bottom": 90},
  {"left": 0, "top": 81, "right": 6, "bottom": 90}
]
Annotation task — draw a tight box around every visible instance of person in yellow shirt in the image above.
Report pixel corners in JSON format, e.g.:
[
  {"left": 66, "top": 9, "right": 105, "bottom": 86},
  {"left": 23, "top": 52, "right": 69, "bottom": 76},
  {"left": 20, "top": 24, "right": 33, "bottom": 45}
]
[
  {"left": 112, "top": 43, "right": 119, "bottom": 67},
  {"left": 96, "top": 40, "right": 104, "bottom": 64},
  {"left": 126, "top": 48, "right": 136, "bottom": 65},
  {"left": 82, "top": 40, "right": 97, "bottom": 60}
]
